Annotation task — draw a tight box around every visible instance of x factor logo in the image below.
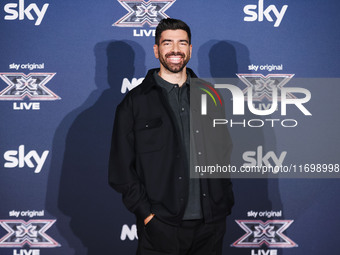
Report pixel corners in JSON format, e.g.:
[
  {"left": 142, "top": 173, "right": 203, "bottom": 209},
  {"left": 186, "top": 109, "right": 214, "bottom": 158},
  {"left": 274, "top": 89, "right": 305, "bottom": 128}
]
[
  {"left": 0, "top": 73, "right": 60, "bottom": 101},
  {"left": 237, "top": 74, "right": 296, "bottom": 102},
  {"left": 232, "top": 220, "right": 297, "bottom": 248},
  {"left": 0, "top": 220, "right": 60, "bottom": 248},
  {"left": 114, "top": 0, "right": 176, "bottom": 27}
]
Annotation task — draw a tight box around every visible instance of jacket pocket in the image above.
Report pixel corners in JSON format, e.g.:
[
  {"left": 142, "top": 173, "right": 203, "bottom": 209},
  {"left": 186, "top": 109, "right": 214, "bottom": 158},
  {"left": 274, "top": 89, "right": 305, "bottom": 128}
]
[
  {"left": 209, "top": 179, "right": 234, "bottom": 212},
  {"left": 134, "top": 117, "right": 164, "bottom": 153}
]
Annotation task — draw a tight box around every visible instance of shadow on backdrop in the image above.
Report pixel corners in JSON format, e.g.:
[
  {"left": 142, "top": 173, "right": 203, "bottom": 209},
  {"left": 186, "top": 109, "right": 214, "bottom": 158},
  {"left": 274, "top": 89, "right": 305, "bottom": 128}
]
[
  {"left": 198, "top": 40, "right": 283, "bottom": 255},
  {"left": 46, "top": 41, "right": 146, "bottom": 255}
]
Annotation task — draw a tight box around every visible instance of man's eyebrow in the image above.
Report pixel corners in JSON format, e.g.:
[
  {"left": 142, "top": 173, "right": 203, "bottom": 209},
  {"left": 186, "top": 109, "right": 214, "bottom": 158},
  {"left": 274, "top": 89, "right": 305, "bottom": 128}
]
[
  {"left": 160, "top": 39, "right": 173, "bottom": 43},
  {"left": 160, "top": 39, "right": 189, "bottom": 44}
]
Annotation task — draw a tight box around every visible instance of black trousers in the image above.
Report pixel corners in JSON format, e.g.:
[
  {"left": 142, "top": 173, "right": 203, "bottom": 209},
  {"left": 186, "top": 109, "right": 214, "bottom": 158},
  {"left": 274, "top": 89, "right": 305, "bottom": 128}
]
[{"left": 136, "top": 217, "right": 226, "bottom": 255}]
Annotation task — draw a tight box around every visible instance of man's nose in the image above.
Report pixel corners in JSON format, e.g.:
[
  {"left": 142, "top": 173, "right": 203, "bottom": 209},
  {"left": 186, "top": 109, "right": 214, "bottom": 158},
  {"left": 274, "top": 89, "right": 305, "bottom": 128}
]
[{"left": 172, "top": 43, "right": 179, "bottom": 53}]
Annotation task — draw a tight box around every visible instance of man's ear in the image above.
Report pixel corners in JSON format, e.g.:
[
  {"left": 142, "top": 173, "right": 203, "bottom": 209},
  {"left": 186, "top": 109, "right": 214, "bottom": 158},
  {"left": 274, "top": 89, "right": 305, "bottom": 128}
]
[
  {"left": 153, "top": 44, "right": 159, "bottom": 59},
  {"left": 189, "top": 44, "right": 192, "bottom": 58}
]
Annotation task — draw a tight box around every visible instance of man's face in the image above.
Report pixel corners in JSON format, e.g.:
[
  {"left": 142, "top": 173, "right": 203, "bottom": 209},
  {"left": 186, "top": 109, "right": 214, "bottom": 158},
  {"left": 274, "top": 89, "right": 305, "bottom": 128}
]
[{"left": 154, "top": 29, "right": 192, "bottom": 73}]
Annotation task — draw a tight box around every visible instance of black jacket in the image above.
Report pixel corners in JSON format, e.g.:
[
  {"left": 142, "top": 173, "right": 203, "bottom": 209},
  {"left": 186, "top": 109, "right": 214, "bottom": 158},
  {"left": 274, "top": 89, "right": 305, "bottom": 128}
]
[{"left": 109, "top": 68, "right": 234, "bottom": 225}]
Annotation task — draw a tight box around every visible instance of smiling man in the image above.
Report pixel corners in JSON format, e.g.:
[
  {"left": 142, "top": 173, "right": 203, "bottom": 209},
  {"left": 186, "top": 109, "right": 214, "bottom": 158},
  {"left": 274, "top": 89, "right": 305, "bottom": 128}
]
[
  {"left": 154, "top": 28, "right": 191, "bottom": 75},
  {"left": 109, "top": 18, "right": 234, "bottom": 255}
]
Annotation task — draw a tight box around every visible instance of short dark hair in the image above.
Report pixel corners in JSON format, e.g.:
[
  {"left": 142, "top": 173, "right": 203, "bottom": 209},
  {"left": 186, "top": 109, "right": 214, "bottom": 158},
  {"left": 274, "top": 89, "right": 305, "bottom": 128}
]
[{"left": 155, "top": 18, "right": 191, "bottom": 45}]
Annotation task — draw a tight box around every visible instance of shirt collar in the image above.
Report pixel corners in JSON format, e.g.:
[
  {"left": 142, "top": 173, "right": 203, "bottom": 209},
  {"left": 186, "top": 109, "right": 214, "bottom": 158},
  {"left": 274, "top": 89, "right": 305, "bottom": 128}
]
[{"left": 153, "top": 70, "right": 190, "bottom": 93}]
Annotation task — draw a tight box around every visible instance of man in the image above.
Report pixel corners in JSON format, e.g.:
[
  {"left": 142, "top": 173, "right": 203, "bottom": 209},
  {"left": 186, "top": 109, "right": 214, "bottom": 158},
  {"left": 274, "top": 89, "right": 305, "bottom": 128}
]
[{"left": 109, "top": 18, "right": 234, "bottom": 254}]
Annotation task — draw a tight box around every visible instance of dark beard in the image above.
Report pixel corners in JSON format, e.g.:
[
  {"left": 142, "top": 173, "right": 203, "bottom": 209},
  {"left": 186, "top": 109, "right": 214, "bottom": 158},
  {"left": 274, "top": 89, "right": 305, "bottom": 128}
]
[{"left": 159, "top": 52, "right": 190, "bottom": 73}]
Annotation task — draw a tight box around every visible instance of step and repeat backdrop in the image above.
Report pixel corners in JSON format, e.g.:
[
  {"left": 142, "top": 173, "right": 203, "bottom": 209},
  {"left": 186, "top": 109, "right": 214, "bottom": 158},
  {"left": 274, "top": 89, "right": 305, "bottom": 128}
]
[{"left": 1, "top": 0, "right": 340, "bottom": 255}]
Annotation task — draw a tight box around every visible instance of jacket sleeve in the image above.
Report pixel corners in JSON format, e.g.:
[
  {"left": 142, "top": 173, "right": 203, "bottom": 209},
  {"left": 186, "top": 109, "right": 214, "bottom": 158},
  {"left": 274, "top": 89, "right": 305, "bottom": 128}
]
[{"left": 108, "top": 96, "right": 151, "bottom": 220}]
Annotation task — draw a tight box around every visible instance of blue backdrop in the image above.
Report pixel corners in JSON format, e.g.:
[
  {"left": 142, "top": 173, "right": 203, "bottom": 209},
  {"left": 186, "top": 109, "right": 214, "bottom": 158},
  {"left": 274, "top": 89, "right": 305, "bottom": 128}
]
[{"left": 1, "top": 0, "right": 340, "bottom": 255}]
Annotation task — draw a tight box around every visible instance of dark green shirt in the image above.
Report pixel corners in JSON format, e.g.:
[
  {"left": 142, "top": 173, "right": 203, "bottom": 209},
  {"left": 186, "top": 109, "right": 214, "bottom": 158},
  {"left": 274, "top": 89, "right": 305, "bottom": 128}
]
[{"left": 154, "top": 71, "right": 202, "bottom": 220}]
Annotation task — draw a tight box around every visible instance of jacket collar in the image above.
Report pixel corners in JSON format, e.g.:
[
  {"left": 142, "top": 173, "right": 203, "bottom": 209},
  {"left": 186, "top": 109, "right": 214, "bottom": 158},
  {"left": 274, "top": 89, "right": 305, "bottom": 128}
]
[{"left": 141, "top": 68, "right": 198, "bottom": 94}]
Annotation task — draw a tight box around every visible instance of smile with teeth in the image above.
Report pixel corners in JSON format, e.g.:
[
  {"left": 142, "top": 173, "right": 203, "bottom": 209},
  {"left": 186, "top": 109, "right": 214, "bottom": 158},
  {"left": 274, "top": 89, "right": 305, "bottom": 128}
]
[{"left": 167, "top": 56, "right": 183, "bottom": 64}]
